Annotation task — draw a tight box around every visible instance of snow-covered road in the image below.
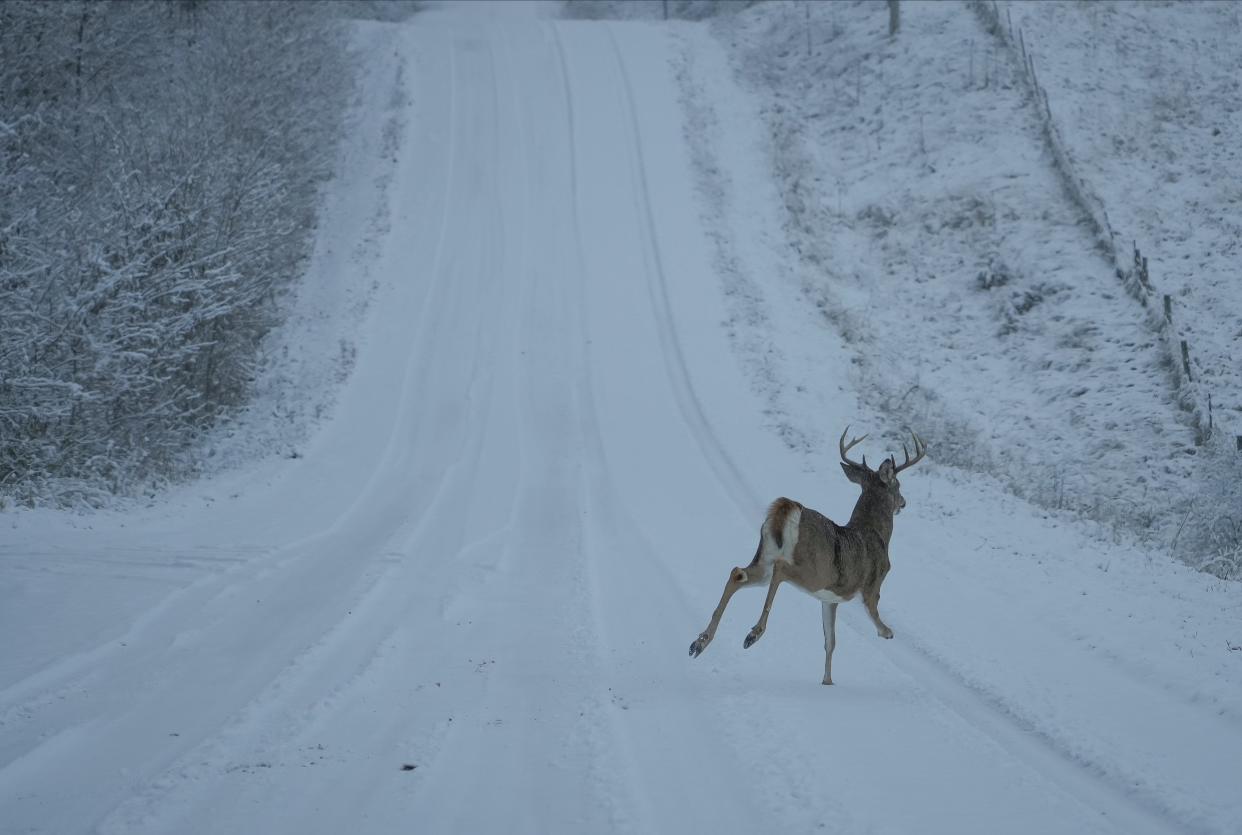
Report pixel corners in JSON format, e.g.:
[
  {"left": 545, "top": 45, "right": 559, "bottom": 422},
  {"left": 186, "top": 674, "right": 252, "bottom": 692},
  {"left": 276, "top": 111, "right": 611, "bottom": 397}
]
[{"left": 2, "top": 4, "right": 1239, "bottom": 833}]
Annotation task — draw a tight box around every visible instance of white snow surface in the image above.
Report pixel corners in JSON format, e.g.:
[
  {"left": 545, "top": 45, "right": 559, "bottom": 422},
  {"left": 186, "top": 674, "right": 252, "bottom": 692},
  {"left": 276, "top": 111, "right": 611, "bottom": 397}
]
[{"left": 2, "top": 4, "right": 1240, "bottom": 834}]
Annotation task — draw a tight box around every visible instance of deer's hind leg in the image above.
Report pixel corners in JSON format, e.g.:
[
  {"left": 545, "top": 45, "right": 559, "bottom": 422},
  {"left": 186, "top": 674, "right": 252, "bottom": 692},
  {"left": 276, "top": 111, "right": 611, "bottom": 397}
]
[
  {"left": 689, "top": 547, "right": 768, "bottom": 658},
  {"left": 744, "top": 559, "right": 812, "bottom": 648},
  {"left": 821, "top": 601, "right": 839, "bottom": 685}
]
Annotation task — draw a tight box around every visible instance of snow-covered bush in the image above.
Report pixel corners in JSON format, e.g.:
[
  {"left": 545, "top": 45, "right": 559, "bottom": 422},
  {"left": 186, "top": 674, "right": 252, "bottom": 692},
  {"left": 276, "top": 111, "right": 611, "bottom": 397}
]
[
  {"left": 0, "top": 1, "right": 350, "bottom": 506},
  {"left": 1177, "top": 435, "right": 1242, "bottom": 580},
  {"left": 337, "top": 0, "right": 423, "bottom": 22},
  {"left": 564, "top": 0, "right": 762, "bottom": 21}
]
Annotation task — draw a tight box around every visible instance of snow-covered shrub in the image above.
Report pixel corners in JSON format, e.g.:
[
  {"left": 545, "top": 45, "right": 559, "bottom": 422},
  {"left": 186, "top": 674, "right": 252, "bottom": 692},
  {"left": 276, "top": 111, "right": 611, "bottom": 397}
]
[
  {"left": 975, "top": 253, "right": 1012, "bottom": 291},
  {"left": 564, "top": 0, "right": 762, "bottom": 21},
  {"left": 0, "top": 1, "right": 350, "bottom": 506},
  {"left": 1177, "top": 435, "right": 1242, "bottom": 580},
  {"left": 336, "top": 1, "right": 423, "bottom": 22}
]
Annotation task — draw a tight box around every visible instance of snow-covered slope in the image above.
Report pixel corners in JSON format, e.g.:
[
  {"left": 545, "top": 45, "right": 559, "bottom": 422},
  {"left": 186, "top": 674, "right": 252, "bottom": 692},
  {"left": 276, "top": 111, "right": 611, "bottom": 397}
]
[
  {"left": 988, "top": 0, "right": 1242, "bottom": 570},
  {"left": 709, "top": 0, "right": 1211, "bottom": 547},
  {"left": 1, "top": 3, "right": 1239, "bottom": 834},
  {"left": 998, "top": 0, "right": 1241, "bottom": 432}
]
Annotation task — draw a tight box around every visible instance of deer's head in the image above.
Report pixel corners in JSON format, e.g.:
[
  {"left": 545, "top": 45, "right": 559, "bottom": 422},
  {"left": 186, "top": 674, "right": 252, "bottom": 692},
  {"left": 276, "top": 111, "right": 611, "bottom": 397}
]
[{"left": 838, "top": 427, "right": 926, "bottom": 516}]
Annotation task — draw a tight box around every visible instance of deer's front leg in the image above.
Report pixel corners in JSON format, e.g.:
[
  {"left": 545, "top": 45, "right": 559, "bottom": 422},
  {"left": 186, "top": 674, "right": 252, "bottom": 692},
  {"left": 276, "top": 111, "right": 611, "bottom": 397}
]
[
  {"left": 863, "top": 587, "right": 894, "bottom": 639},
  {"left": 690, "top": 566, "right": 760, "bottom": 657},
  {"left": 744, "top": 561, "right": 787, "bottom": 648}
]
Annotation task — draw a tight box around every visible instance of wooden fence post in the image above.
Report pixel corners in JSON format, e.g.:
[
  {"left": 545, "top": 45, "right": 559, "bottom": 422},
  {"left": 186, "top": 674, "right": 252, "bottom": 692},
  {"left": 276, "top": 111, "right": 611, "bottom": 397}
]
[{"left": 808, "top": 2, "right": 814, "bottom": 54}]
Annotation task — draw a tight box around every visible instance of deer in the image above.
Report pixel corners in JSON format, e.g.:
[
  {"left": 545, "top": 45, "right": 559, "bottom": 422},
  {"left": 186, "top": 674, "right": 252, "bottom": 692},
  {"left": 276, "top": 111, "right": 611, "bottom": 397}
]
[{"left": 688, "top": 427, "right": 926, "bottom": 685}]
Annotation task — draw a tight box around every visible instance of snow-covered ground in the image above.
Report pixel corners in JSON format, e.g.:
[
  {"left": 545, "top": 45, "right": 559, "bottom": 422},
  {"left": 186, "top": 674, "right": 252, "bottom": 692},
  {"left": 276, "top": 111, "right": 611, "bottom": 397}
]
[
  {"left": 2, "top": 2, "right": 1240, "bottom": 833},
  {"left": 990, "top": 0, "right": 1242, "bottom": 568},
  {"left": 1000, "top": 0, "right": 1241, "bottom": 431}
]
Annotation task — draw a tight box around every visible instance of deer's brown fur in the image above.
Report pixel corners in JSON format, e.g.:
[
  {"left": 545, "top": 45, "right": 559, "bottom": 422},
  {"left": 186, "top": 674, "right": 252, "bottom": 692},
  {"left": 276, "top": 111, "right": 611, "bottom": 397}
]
[{"left": 688, "top": 428, "right": 926, "bottom": 684}]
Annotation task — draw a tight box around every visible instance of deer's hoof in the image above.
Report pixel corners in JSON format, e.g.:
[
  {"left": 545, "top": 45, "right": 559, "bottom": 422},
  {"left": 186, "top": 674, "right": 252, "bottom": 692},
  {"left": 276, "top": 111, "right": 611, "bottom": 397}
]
[
  {"left": 822, "top": 677, "right": 834, "bottom": 686},
  {"left": 743, "top": 628, "right": 763, "bottom": 649},
  {"left": 689, "top": 634, "right": 710, "bottom": 658},
  {"left": 879, "top": 628, "right": 894, "bottom": 640}
]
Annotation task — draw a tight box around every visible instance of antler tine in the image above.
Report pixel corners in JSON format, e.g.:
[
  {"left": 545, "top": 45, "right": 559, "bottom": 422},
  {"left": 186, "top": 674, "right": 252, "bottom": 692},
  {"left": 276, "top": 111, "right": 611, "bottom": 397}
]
[
  {"left": 839, "top": 425, "right": 869, "bottom": 469},
  {"left": 892, "top": 430, "right": 926, "bottom": 474}
]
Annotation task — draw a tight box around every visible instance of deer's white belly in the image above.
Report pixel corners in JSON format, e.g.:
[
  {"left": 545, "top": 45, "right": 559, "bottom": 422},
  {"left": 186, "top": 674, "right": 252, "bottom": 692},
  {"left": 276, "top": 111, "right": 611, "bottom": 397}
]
[{"left": 803, "top": 587, "right": 848, "bottom": 604}]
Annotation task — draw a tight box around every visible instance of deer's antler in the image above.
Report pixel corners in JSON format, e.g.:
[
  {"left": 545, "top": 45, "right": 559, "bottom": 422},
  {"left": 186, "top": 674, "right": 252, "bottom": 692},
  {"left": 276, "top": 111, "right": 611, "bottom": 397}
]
[
  {"left": 892, "top": 431, "right": 926, "bottom": 474},
  {"left": 839, "top": 425, "right": 870, "bottom": 471}
]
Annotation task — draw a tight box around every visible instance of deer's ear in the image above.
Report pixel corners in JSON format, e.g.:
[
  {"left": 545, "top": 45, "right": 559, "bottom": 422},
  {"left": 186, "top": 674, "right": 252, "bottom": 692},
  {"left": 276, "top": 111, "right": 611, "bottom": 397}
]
[
  {"left": 840, "top": 461, "right": 867, "bottom": 484},
  {"left": 877, "top": 457, "right": 896, "bottom": 484}
]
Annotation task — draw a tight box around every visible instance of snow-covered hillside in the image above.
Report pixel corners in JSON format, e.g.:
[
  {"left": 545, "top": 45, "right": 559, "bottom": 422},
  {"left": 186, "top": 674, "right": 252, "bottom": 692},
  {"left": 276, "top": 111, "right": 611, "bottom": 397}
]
[
  {"left": 707, "top": 0, "right": 1231, "bottom": 562},
  {"left": 1, "top": 2, "right": 1239, "bottom": 834},
  {"left": 991, "top": 0, "right": 1242, "bottom": 571},
  {"left": 1000, "top": 0, "right": 1241, "bottom": 428}
]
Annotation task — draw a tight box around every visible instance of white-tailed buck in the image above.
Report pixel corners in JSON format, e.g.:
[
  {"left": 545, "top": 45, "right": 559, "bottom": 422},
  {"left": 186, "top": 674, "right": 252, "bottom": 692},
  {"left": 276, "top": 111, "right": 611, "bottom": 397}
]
[{"left": 688, "top": 427, "right": 926, "bottom": 684}]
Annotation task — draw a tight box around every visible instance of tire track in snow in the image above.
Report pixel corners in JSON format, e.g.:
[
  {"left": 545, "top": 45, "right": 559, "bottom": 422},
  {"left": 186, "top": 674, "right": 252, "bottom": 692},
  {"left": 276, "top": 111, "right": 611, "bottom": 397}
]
[
  {"left": 878, "top": 622, "right": 1199, "bottom": 835},
  {"left": 388, "top": 22, "right": 629, "bottom": 832},
  {"left": 554, "top": 23, "right": 701, "bottom": 617},
  {"left": 552, "top": 22, "right": 679, "bottom": 833},
  {"left": 0, "top": 544, "right": 269, "bottom": 735},
  {"left": 603, "top": 27, "right": 763, "bottom": 522},
  {"left": 451, "top": 22, "right": 627, "bottom": 829},
  {"left": 555, "top": 23, "right": 784, "bottom": 833}
]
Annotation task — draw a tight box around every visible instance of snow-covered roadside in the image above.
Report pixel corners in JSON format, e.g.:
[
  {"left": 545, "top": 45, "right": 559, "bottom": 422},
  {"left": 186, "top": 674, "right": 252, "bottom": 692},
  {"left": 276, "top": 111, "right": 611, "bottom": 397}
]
[
  {"left": 0, "top": 18, "right": 407, "bottom": 711},
  {"left": 989, "top": 0, "right": 1242, "bottom": 573},
  {"left": 710, "top": 0, "right": 1202, "bottom": 547},
  {"left": 188, "top": 22, "right": 411, "bottom": 479},
  {"left": 666, "top": 18, "right": 1242, "bottom": 832},
  {"left": 672, "top": 0, "right": 1232, "bottom": 586}
]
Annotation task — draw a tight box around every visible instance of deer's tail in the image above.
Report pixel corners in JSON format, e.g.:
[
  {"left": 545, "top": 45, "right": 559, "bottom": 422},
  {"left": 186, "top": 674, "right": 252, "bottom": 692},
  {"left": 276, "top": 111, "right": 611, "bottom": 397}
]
[{"left": 760, "top": 497, "right": 802, "bottom": 562}]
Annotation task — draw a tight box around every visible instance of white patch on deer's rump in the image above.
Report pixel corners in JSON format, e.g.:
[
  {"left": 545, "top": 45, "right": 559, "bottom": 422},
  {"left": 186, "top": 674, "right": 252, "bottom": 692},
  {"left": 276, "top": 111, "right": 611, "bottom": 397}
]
[{"left": 780, "top": 506, "right": 801, "bottom": 560}]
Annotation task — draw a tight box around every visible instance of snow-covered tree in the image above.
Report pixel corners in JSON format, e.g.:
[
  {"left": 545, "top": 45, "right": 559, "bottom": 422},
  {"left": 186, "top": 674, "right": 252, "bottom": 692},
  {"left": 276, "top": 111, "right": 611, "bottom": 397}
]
[{"left": 0, "top": 0, "right": 349, "bottom": 505}]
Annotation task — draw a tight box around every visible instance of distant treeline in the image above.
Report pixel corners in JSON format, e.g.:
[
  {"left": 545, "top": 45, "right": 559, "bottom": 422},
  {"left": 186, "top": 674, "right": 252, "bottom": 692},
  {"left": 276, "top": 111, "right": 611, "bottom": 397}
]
[{"left": 0, "top": 0, "right": 350, "bottom": 505}]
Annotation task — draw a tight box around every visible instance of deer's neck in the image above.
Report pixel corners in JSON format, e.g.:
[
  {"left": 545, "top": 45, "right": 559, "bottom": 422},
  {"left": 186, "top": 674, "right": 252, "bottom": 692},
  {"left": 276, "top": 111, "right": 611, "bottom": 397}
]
[{"left": 847, "top": 491, "right": 895, "bottom": 547}]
